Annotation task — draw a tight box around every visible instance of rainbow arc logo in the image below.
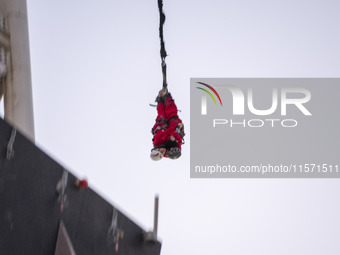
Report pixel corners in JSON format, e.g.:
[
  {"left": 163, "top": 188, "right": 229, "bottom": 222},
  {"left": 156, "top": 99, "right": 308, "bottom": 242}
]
[{"left": 196, "top": 82, "right": 223, "bottom": 106}]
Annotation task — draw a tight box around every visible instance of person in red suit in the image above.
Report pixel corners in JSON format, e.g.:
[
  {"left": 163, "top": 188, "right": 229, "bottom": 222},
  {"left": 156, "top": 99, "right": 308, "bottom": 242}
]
[{"left": 150, "top": 89, "right": 184, "bottom": 160}]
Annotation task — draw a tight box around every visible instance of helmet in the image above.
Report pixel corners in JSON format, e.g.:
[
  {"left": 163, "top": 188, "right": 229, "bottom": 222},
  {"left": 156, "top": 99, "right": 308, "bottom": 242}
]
[
  {"left": 167, "top": 147, "right": 181, "bottom": 159},
  {"left": 150, "top": 149, "right": 163, "bottom": 161}
]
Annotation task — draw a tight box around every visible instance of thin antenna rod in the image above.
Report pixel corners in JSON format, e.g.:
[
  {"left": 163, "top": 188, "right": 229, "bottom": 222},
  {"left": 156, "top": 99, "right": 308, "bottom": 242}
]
[{"left": 153, "top": 195, "right": 159, "bottom": 238}]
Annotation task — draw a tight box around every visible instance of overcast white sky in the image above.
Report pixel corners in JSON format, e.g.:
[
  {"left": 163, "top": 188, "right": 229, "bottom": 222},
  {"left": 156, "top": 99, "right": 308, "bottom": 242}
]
[{"left": 9, "top": 0, "right": 340, "bottom": 254}]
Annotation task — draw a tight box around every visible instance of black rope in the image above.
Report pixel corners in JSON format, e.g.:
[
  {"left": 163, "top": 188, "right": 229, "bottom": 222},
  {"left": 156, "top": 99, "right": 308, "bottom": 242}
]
[{"left": 158, "top": 0, "right": 167, "bottom": 89}]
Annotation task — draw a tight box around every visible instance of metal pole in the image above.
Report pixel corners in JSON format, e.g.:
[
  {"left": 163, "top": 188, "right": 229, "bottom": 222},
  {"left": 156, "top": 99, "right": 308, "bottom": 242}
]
[{"left": 153, "top": 194, "right": 159, "bottom": 238}]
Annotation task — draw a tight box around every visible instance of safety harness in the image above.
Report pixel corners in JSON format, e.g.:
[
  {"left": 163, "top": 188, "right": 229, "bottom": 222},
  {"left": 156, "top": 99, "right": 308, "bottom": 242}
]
[{"left": 152, "top": 115, "right": 185, "bottom": 141}]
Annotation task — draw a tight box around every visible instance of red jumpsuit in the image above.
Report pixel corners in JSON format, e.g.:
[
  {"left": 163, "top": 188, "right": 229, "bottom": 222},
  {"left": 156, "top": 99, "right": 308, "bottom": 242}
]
[{"left": 152, "top": 96, "right": 184, "bottom": 150}]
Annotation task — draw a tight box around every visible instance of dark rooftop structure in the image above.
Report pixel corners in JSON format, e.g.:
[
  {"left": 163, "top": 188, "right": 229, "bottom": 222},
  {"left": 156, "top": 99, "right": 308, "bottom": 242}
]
[{"left": 0, "top": 118, "right": 161, "bottom": 255}]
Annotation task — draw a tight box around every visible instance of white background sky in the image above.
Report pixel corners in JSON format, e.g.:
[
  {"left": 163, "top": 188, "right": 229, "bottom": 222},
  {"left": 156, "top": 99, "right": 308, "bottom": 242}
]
[{"left": 5, "top": 0, "right": 339, "bottom": 254}]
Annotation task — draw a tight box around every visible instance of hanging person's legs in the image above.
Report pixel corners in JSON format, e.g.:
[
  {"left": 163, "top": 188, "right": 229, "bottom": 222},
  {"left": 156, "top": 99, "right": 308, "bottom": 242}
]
[
  {"left": 156, "top": 89, "right": 177, "bottom": 122},
  {"left": 155, "top": 88, "right": 167, "bottom": 121},
  {"left": 150, "top": 88, "right": 169, "bottom": 161},
  {"left": 153, "top": 88, "right": 184, "bottom": 138},
  {"left": 152, "top": 88, "right": 168, "bottom": 135},
  {"left": 157, "top": 89, "right": 185, "bottom": 137}
]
